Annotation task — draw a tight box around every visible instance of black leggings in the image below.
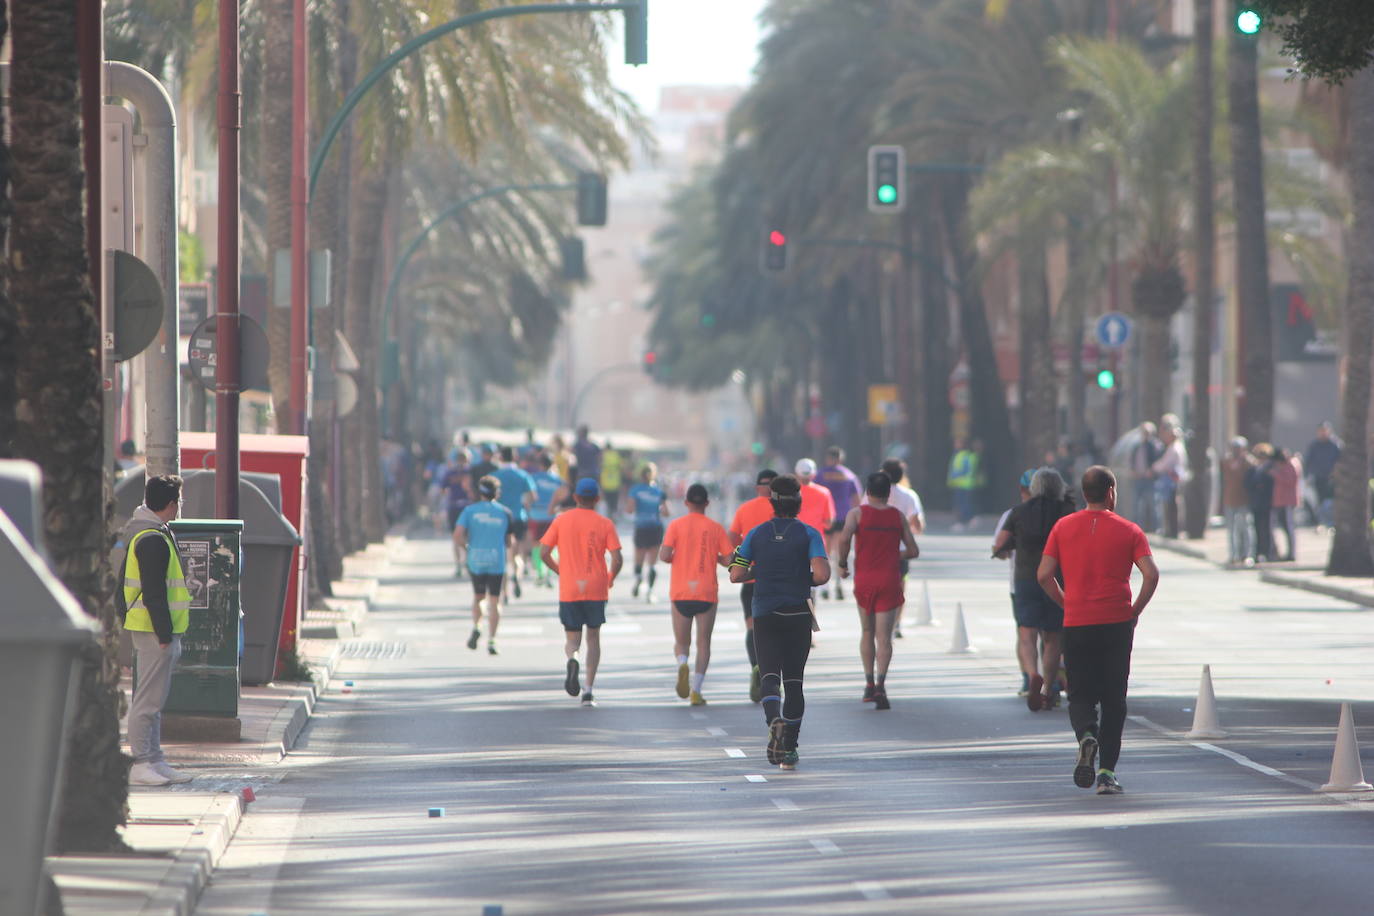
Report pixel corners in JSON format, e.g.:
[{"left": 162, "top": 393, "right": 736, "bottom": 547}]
[
  {"left": 1064, "top": 620, "right": 1135, "bottom": 772},
  {"left": 754, "top": 608, "right": 812, "bottom": 747}
]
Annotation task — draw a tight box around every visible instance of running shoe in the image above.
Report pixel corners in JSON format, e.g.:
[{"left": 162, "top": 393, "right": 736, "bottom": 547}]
[
  {"left": 1045, "top": 690, "right": 1062, "bottom": 709},
  {"left": 1027, "top": 673, "right": 1045, "bottom": 712},
  {"left": 862, "top": 684, "right": 876, "bottom": 703},
  {"left": 749, "top": 666, "right": 762, "bottom": 703},
  {"left": 894, "top": 627, "right": 904, "bottom": 639},
  {"left": 1095, "top": 771, "right": 1123, "bottom": 795},
  {"left": 487, "top": 642, "right": 498, "bottom": 656},
  {"left": 580, "top": 691, "right": 596, "bottom": 707},
  {"left": 834, "top": 585, "right": 845, "bottom": 601},
  {"left": 873, "top": 689, "right": 891, "bottom": 711},
  {"left": 676, "top": 662, "right": 690, "bottom": 699},
  {"left": 466, "top": 628, "right": 481, "bottom": 651},
  {"left": 779, "top": 750, "right": 799, "bottom": 770},
  {"left": 690, "top": 691, "right": 707, "bottom": 706},
  {"left": 647, "top": 591, "right": 658, "bottom": 604},
  {"left": 1074, "top": 734, "right": 1099, "bottom": 788},
  {"left": 564, "top": 658, "right": 581, "bottom": 696},
  {"left": 819, "top": 588, "right": 830, "bottom": 600},
  {"left": 766, "top": 718, "right": 786, "bottom": 766},
  {"left": 1018, "top": 672, "right": 1031, "bottom": 697},
  {"left": 632, "top": 579, "right": 641, "bottom": 597},
  {"left": 513, "top": 578, "right": 522, "bottom": 599}
]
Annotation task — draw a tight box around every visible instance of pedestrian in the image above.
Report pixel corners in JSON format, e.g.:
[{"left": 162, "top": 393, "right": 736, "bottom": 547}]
[
  {"left": 818, "top": 446, "right": 863, "bottom": 599},
  {"left": 453, "top": 476, "right": 514, "bottom": 656},
  {"left": 1221, "top": 437, "right": 1255, "bottom": 566},
  {"left": 729, "top": 468, "right": 779, "bottom": 703},
  {"left": 871, "top": 458, "right": 925, "bottom": 638},
  {"left": 1303, "top": 421, "right": 1341, "bottom": 530},
  {"left": 469, "top": 444, "right": 497, "bottom": 490},
  {"left": 993, "top": 468, "right": 1075, "bottom": 711},
  {"left": 440, "top": 449, "right": 472, "bottom": 576},
  {"left": 992, "top": 470, "right": 1035, "bottom": 697},
  {"left": 572, "top": 425, "right": 602, "bottom": 485},
  {"left": 1037, "top": 466, "right": 1159, "bottom": 796},
  {"left": 1129, "top": 422, "right": 1162, "bottom": 532},
  {"left": 121, "top": 474, "right": 193, "bottom": 786},
  {"left": 548, "top": 433, "right": 573, "bottom": 483},
  {"left": 947, "top": 438, "right": 979, "bottom": 532},
  {"left": 528, "top": 453, "right": 565, "bottom": 588},
  {"left": 539, "top": 478, "right": 624, "bottom": 707},
  {"left": 1246, "top": 443, "right": 1277, "bottom": 563},
  {"left": 793, "top": 458, "right": 837, "bottom": 595},
  {"left": 728, "top": 474, "right": 831, "bottom": 770},
  {"left": 493, "top": 447, "right": 536, "bottom": 598},
  {"left": 834, "top": 471, "right": 919, "bottom": 710},
  {"left": 1270, "top": 447, "right": 1301, "bottom": 562},
  {"left": 627, "top": 462, "right": 669, "bottom": 601},
  {"left": 660, "top": 483, "right": 734, "bottom": 705},
  {"left": 1152, "top": 425, "right": 1186, "bottom": 539},
  {"left": 600, "top": 441, "right": 624, "bottom": 516}
]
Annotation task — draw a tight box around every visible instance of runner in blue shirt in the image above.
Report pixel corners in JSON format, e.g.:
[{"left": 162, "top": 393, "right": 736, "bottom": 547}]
[
  {"left": 528, "top": 453, "right": 565, "bottom": 588},
  {"left": 493, "top": 446, "right": 536, "bottom": 599},
  {"left": 454, "top": 476, "right": 515, "bottom": 655},
  {"left": 627, "top": 463, "right": 669, "bottom": 601}
]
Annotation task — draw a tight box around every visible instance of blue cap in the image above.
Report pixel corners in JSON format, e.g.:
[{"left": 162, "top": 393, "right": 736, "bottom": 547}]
[
  {"left": 575, "top": 477, "right": 600, "bottom": 498},
  {"left": 1019, "top": 468, "right": 1036, "bottom": 489}
]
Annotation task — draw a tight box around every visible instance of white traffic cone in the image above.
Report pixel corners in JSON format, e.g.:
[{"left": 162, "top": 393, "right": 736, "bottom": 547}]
[
  {"left": 947, "top": 602, "right": 974, "bottom": 654},
  {"left": 1185, "top": 665, "right": 1228, "bottom": 739},
  {"left": 913, "top": 581, "right": 935, "bottom": 626},
  {"left": 1320, "top": 702, "right": 1373, "bottom": 792}
]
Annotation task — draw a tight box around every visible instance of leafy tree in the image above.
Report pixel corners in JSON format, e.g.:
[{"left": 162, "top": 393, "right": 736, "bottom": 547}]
[{"left": 1250, "top": 1, "right": 1374, "bottom": 83}]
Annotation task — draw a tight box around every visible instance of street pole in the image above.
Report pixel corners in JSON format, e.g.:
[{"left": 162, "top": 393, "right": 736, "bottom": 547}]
[
  {"left": 289, "top": 0, "right": 308, "bottom": 434},
  {"left": 215, "top": 0, "right": 242, "bottom": 519}
]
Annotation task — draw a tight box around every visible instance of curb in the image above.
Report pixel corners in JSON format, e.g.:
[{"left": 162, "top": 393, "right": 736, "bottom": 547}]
[{"left": 1149, "top": 534, "right": 1374, "bottom": 609}]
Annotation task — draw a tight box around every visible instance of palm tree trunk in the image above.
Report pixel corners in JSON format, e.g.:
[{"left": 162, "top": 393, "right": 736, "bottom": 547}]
[
  {"left": 1229, "top": 23, "right": 1273, "bottom": 444},
  {"left": 1018, "top": 237, "right": 1056, "bottom": 469},
  {"left": 1186, "top": 0, "right": 1216, "bottom": 539},
  {"left": 1326, "top": 68, "right": 1374, "bottom": 577},
  {"left": 1137, "top": 313, "right": 1170, "bottom": 425},
  {"left": 262, "top": 0, "right": 295, "bottom": 429},
  {"left": 344, "top": 164, "right": 389, "bottom": 543},
  {"left": 0, "top": 0, "right": 13, "bottom": 456},
  {"left": 11, "top": 0, "right": 128, "bottom": 853},
  {"left": 1064, "top": 229, "right": 1088, "bottom": 454},
  {"left": 919, "top": 186, "right": 952, "bottom": 509}
]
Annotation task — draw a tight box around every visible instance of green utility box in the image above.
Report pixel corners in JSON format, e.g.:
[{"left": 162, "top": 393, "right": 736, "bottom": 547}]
[{"left": 159, "top": 519, "right": 243, "bottom": 717}]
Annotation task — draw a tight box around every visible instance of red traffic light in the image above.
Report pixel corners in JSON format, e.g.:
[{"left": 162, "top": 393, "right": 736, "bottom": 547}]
[
  {"left": 768, "top": 230, "right": 786, "bottom": 246},
  {"left": 643, "top": 350, "right": 657, "bottom": 365}
]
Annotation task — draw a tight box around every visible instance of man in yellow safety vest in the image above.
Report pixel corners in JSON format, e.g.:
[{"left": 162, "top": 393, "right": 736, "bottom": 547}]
[{"left": 120, "top": 474, "right": 193, "bottom": 786}]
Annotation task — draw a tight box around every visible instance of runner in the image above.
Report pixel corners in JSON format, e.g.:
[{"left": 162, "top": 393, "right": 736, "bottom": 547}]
[
  {"left": 835, "top": 471, "right": 919, "bottom": 709},
  {"left": 729, "top": 468, "right": 778, "bottom": 703},
  {"left": 1038, "top": 466, "right": 1160, "bottom": 795},
  {"left": 440, "top": 449, "right": 472, "bottom": 578},
  {"left": 869, "top": 458, "right": 924, "bottom": 637},
  {"left": 539, "top": 478, "right": 624, "bottom": 707},
  {"left": 817, "top": 447, "right": 862, "bottom": 600},
  {"left": 992, "top": 469, "right": 1035, "bottom": 696},
  {"left": 493, "top": 447, "right": 536, "bottom": 599},
  {"left": 793, "top": 458, "right": 836, "bottom": 595},
  {"left": 729, "top": 474, "right": 831, "bottom": 770},
  {"left": 452, "top": 476, "right": 514, "bottom": 656},
  {"left": 601, "top": 441, "right": 624, "bottom": 516},
  {"left": 528, "top": 453, "right": 565, "bottom": 588},
  {"left": 627, "top": 463, "right": 669, "bottom": 601},
  {"left": 660, "top": 483, "right": 734, "bottom": 705}
]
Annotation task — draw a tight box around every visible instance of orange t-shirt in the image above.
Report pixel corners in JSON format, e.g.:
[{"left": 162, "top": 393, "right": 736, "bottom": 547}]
[
  {"left": 730, "top": 496, "right": 775, "bottom": 544},
  {"left": 540, "top": 508, "right": 622, "bottom": 601},
  {"left": 799, "top": 482, "right": 836, "bottom": 534},
  {"left": 663, "top": 512, "right": 733, "bottom": 603}
]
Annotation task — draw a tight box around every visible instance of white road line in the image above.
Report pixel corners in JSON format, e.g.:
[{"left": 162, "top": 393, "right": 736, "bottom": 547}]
[
  {"left": 745, "top": 774, "right": 768, "bottom": 783},
  {"left": 1128, "top": 715, "right": 1318, "bottom": 791},
  {"left": 724, "top": 747, "right": 746, "bottom": 758},
  {"left": 810, "top": 838, "right": 840, "bottom": 855},
  {"left": 854, "top": 881, "right": 891, "bottom": 901},
  {"left": 772, "top": 797, "right": 798, "bottom": 811},
  {"left": 706, "top": 726, "right": 727, "bottom": 737}
]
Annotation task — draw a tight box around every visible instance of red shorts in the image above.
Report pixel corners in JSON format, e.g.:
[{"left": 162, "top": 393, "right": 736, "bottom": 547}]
[{"left": 854, "top": 579, "right": 905, "bottom": 614}]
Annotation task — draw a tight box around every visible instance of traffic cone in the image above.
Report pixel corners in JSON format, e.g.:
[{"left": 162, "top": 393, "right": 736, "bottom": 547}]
[
  {"left": 947, "top": 603, "right": 974, "bottom": 654},
  {"left": 913, "top": 581, "right": 935, "bottom": 626},
  {"left": 1185, "top": 665, "right": 1227, "bottom": 739},
  {"left": 1320, "top": 703, "right": 1373, "bottom": 792}
]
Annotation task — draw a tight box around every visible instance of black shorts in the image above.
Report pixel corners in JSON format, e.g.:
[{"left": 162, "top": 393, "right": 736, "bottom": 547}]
[
  {"left": 471, "top": 572, "right": 504, "bottom": 596},
  {"left": 559, "top": 600, "right": 607, "bottom": 631},
  {"left": 509, "top": 519, "right": 528, "bottom": 541},
  {"left": 674, "top": 600, "right": 715, "bottom": 618},
  {"left": 1012, "top": 579, "right": 1063, "bottom": 631},
  {"left": 633, "top": 523, "right": 665, "bottom": 550},
  {"left": 740, "top": 582, "right": 754, "bottom": 621}
]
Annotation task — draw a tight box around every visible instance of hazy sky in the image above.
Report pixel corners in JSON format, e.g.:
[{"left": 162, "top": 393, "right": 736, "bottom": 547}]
[{"left": 609, "top": 0, "right": 767, "bottom": 111}]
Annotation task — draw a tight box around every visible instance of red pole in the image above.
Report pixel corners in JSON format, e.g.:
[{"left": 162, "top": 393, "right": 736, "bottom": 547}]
[
  {"left": 289, "top": 0, "right": 309, "bottom": 434},
  {"left": 215, "top": 0, "right": 242, "bottom": 518}
]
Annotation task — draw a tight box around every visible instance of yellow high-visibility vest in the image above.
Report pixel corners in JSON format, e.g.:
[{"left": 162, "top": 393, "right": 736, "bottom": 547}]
[{"left": 123, "top": 527, "right": 192, "bottom": 635}]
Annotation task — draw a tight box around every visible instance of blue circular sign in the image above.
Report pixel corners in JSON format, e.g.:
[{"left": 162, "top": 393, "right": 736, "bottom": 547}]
[{"left": 1095, "top": 312, "right": 1133, "bottom": 349}]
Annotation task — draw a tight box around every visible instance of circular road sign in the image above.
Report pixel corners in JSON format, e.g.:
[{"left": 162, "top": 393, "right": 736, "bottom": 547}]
[
  {"left": 187, "top": 314, "right": 271, "bottom": 392},
  {"left": 1095, "top": 312, "right": 1133, "bottom": 349}
]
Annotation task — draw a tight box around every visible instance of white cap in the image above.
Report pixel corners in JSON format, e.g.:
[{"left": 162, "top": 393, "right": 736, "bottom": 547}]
[{"left": 795, "top": 458, "right": 817, "bottom": 475}]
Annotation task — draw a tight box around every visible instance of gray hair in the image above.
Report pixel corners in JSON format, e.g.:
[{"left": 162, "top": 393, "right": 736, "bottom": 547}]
[{"left": 1029, "top": 467, "right": 1066, "bottom": 500}]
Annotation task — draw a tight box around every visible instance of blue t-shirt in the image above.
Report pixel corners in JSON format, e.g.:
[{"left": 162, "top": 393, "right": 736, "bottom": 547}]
[
  {"left": 493, "top": 465, "right": 536, "bottom": 522},
  {"left": 456, "top": 501, "right": 513, "bottom": 575},
  {"left": 530, "top": 471, "right": 563, "bottom": 522},
  {"left": 628, "top": 483, "right": 665, "bottom": 527},
  {"left": 736, "top": 517, "right": 827, "bottom": 617}
]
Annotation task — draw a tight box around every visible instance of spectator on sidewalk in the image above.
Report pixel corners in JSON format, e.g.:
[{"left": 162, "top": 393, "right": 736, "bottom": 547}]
[
  {"left": 947, "top": 438, "right": 979, "bottom": 532},
  {"left": 1247, "top": 443, "right": 1277, "bottom": 563},
  {"left": 121, "top": 474, "right": 193, "bottom": 787},
  {"left": 1129, "top": 422, "right": 1162, "bottom": 533},
  {"left": 1151, "top": 425, "right": 1187, "bottom": 539},
  {"left": 1270, "top": 448, "right": 1301, "bottom": 562},
  {"left": 1221, "top": 438, "right": 1255, "bottom": 566},
  {"left": 1304, "top": 421, "right": 1341, "bottom": 530}
]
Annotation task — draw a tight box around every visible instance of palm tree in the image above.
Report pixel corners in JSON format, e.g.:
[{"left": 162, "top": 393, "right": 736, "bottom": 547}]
[
  {"left": 11, "top": 0, "right": 128, "bottom": 853},
  {"left": 0, "top": 2, "right": 12, "bottom": 454},
  {"left": 1186, "top": 0, "right": 1217, "bottom": 539}
]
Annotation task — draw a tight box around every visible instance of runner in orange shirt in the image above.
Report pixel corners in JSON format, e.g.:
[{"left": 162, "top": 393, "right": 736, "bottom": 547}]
[
  {"left": 660, "top": 483, "right": 734, "bottom": 705},
  {"left": 539, "top": 478, "right": 624, "bottom": 707},
  {"left": 730, "top": 468, "right": 778, "bottom": 702}
]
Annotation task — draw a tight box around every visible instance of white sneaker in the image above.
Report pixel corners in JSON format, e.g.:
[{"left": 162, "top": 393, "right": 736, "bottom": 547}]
[
  {"left": 129, "top": 761, "right": 172, "bottom": 786},
  {"left": 153, "top": 761, "right": 193, "bottom": 784}
]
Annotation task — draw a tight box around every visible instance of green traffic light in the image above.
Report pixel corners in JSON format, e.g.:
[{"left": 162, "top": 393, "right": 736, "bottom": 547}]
[
  {"left": 876, "top": 184, "right": 898, "bottom": 205},
  {"left": 1236, "top": 9, "right": 1261, "bottom": 34},
  {"left": 1096, "top": 369, "right": 1116, "bottom": 390}
]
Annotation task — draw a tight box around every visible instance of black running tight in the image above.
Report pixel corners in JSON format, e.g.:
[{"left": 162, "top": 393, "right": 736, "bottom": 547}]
[{"left": 754, "top": 607, "right": 812, "bottom": 742}]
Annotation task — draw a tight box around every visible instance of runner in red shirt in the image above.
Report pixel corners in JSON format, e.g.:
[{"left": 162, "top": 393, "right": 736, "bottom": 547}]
[
  {"left": 660, "top": 483, "right": 734, "bottom": 705},
  {"left": 1038, "top": 466, "right": 1159, "bottom": 796},
  {"left": 835, "top": 472, "right": 919, "bottom": 710},
  {"left": 729, "top": 468, "right": 778, "bottom": 702}
]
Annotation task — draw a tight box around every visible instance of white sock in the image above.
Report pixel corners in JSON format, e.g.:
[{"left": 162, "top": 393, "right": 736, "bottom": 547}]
[
  {"left": 676, "top": 654, "right": 688, "bottom": 666},
  {"left": 690, "top": 672, "right": 704, "bottom": 693}
]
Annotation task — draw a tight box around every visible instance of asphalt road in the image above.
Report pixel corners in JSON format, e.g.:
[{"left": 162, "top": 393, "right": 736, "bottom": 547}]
[{"left": 197, "top": 527, "right": 1374, "bottom": 915}]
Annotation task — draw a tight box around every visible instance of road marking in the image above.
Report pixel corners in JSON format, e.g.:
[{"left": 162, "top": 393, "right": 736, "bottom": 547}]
[
  {"left": 690, "top": 712, "right": 708, "bottom": 720},
  {"left": 772, "top": 797, "right": 798, "bottom": 811},
  {"left": 706, "top": 726, "right": 727, "bottom": 737},
  {"left": 1129, "top": 715, "right": 1318, "bottom": 791},
  {"left": 745, "top": 774, "right": 768, "bottom": 783},
  {"left": 810, "top": 838, "right": 840, "bottom": 854},
  {"left": 724, "top": 747, "right": 746, "bottom": 758},
  {"left": 854, "top": 881, "right": 891, "bottom": 901}
]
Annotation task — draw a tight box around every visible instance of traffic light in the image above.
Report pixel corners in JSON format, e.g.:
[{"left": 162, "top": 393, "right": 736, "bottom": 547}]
[
  {"left": 576, "top": 171, "right": 607, "bottom": 226},
  {"left": 761, "top": 229, "right": 788, "bottom": 273},
  {"left": 559, "top": 236, "right": 586, "bottom": 282},
  {"left": 867, "top": 145, "right": 906, "bottom": 213},
  {"left": 1235, "top": 6, "right": 1261, "bottom": 35},
  {"left": 642, "top": 349, "right": 658, "bottom": 376},
  {"left": 623, "top": 0, "right": 648, "bottom": 65},
  {"left": 1096, "top": 367, "right": 1116, "bottom": 390}
]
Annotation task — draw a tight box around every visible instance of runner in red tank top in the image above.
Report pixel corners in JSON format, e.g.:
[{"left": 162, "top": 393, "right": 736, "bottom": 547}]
[{"left": 835, "top": 471, "right": 919, "bottom": 710}]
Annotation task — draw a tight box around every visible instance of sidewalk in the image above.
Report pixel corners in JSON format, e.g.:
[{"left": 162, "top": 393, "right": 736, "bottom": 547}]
[
  {"left": 46, "top": 541, "right": 390, "bottom": 916},
  {"left": 1148, "top": 525, "right": 1374, "bottom": 608}
]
